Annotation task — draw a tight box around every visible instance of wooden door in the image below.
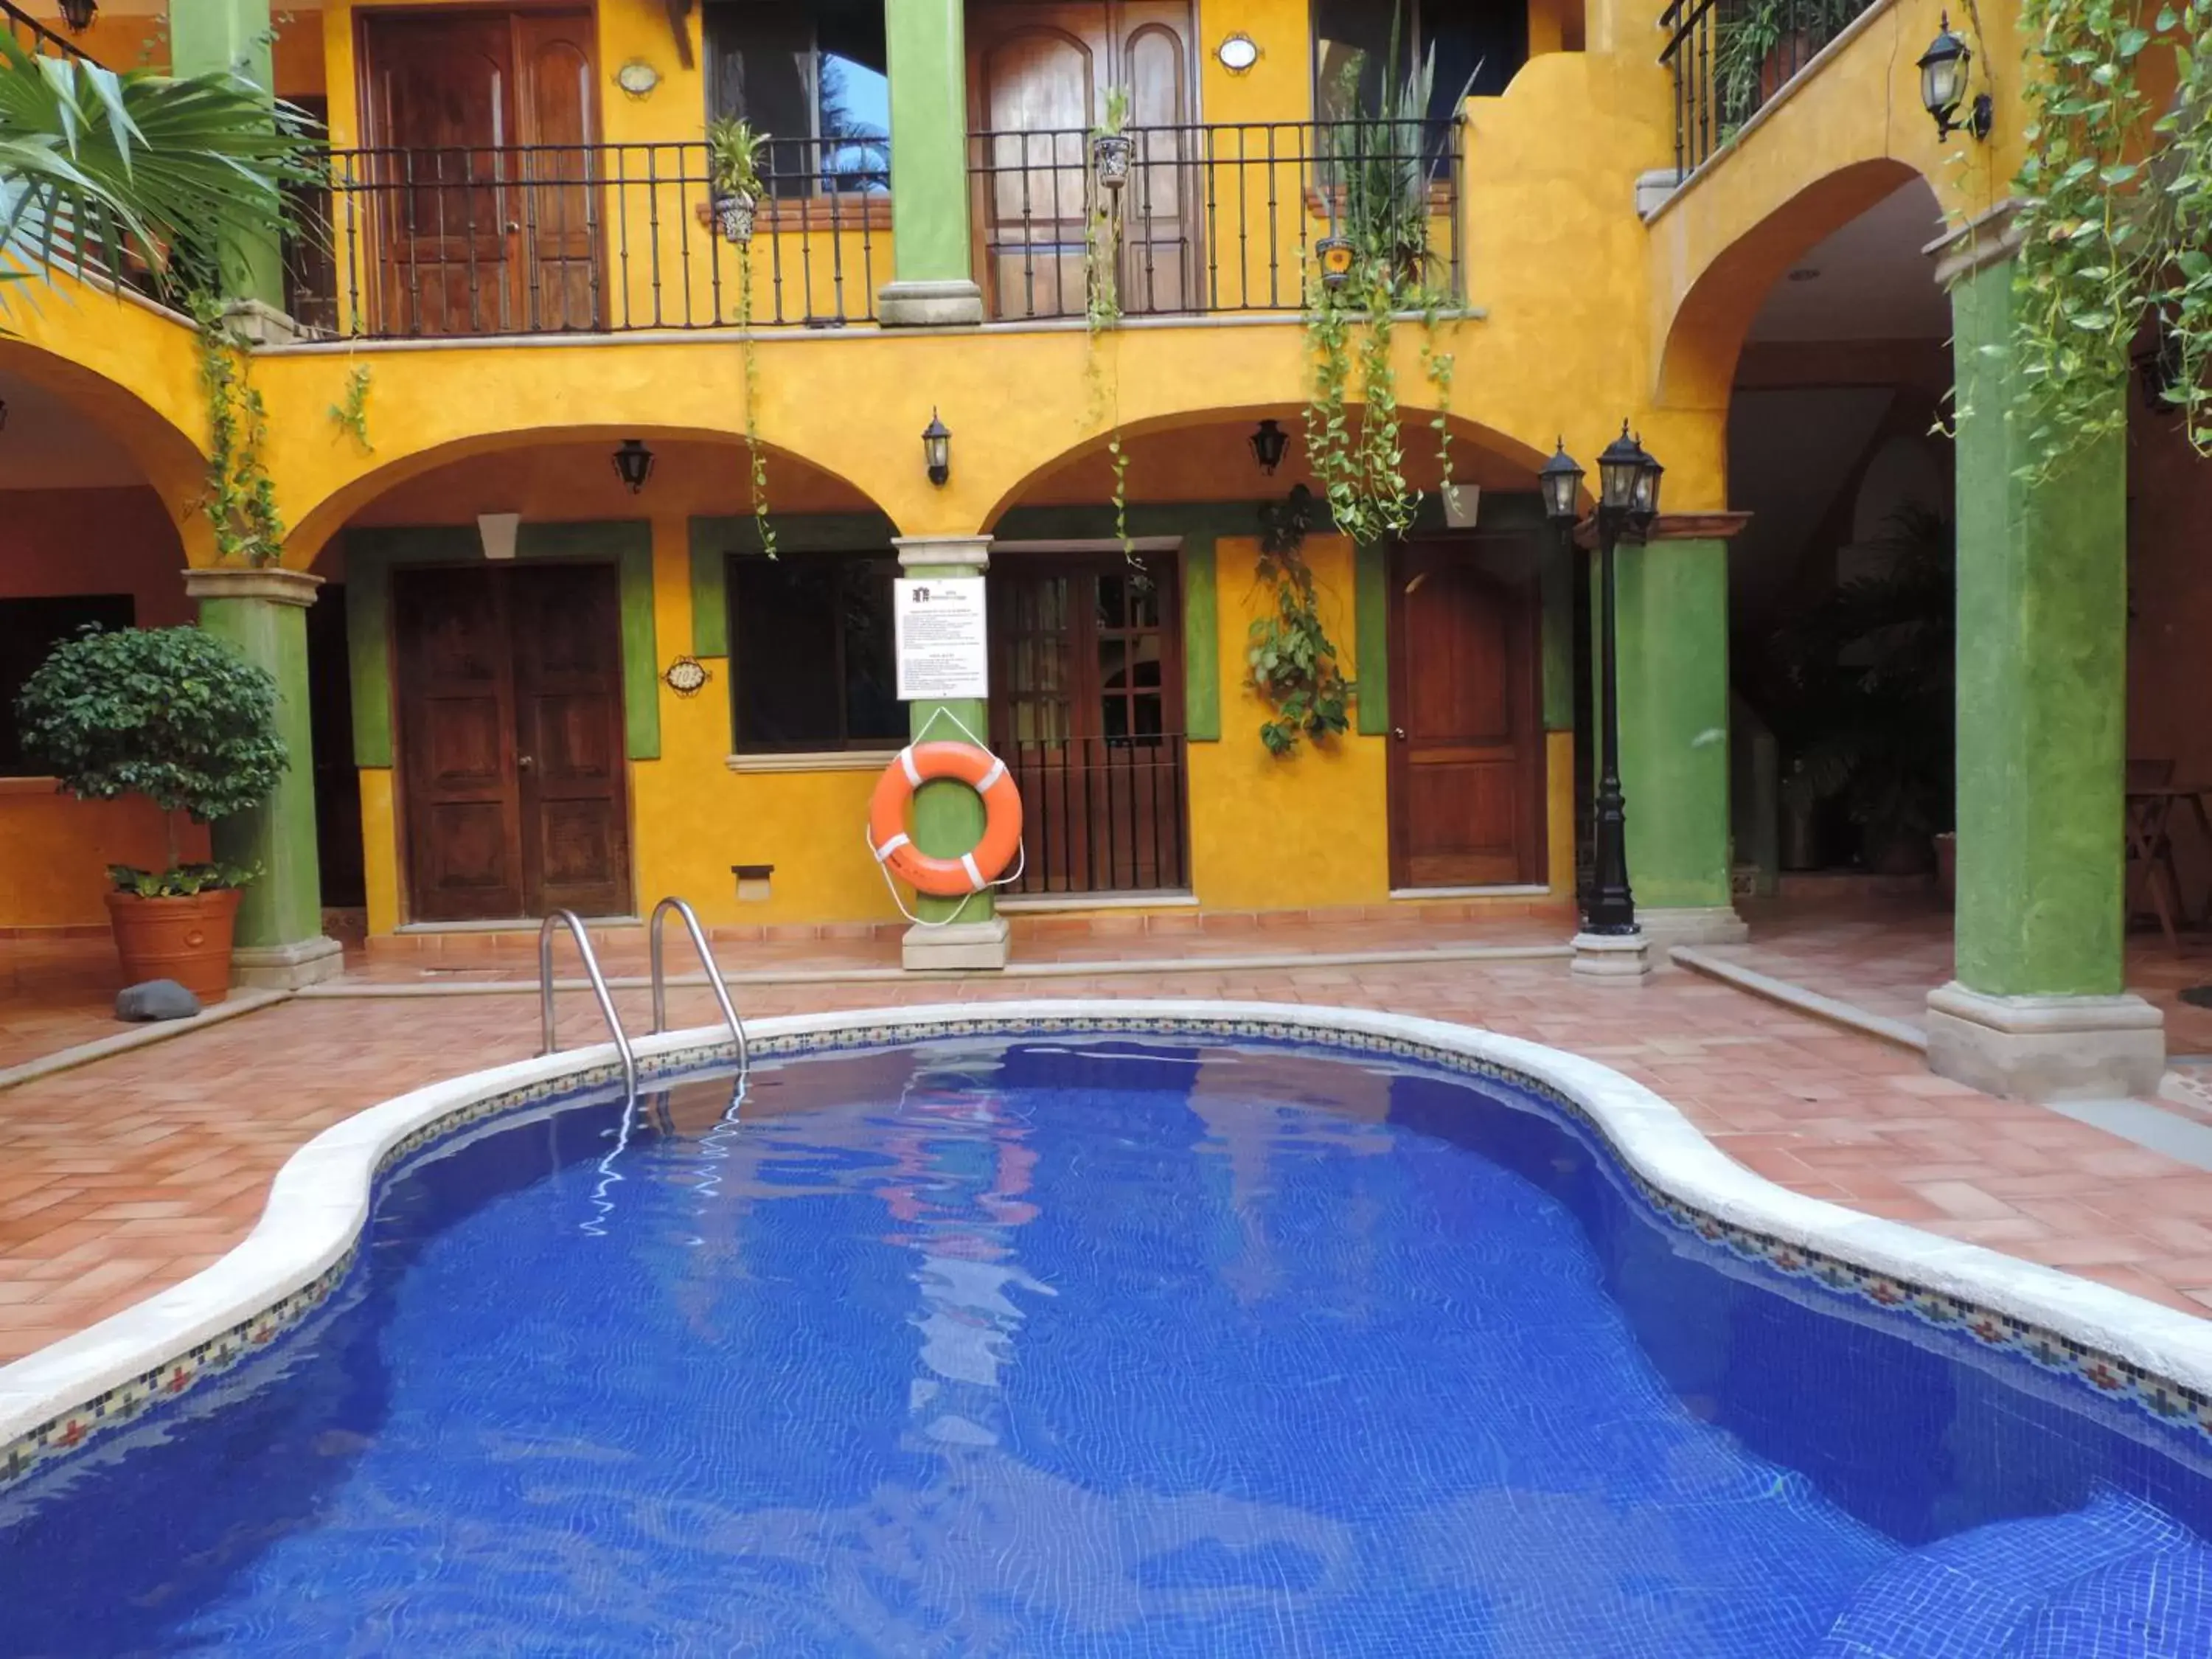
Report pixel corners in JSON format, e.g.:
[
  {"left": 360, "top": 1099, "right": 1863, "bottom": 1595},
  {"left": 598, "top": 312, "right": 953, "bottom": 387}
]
[
  {"left": 509, "top": 563, "right": 633, "bottom": 917},
  {"left": 360, "top": 10, "right": 599, "bottom": 335},
  {"left": 1386, "top": 542, "right": 1545, "bottom": 889},
  {"left": 967, "top": 1, "right": 1194, "bottom": 318},
  {"left": 394, "top": 564, "right": 631, "bottom": 921},
  {"left": 990, "top": 554, "right": 1188, "bottom": 892}
]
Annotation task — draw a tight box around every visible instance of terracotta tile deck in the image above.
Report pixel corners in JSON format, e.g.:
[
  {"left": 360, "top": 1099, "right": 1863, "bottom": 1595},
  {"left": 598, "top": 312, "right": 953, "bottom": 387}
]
[{"left": 7, "top": 904, "right": 2212, "bottom": 1373}]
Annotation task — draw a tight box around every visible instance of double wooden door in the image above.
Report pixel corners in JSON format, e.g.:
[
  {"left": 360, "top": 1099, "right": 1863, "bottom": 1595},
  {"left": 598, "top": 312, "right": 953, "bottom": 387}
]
[
  {"left": 990, "top": 554, "right": 1189, "bottom": 893},
  {"left": 967, "top": 0, "right": 1196, "bottom": 318},
  {"left": 359, "top": 10, "right": 599, "bottom": 335},
  {"left": 1387, "top": 541, "right": 1546, "bottom": 889},
  {"left": 394, "top": 563, "right": 633, "bottom": 922}
]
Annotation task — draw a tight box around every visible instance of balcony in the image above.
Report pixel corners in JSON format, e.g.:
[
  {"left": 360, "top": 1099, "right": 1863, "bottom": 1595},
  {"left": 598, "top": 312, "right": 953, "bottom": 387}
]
[
  {"left": 280, "top": 116, "right": 1466, "bottom": 341},
  {"left": 1660, "top": 0, "right": 1885, "bottom": 178},
  {"left": 285, "top": 137, "right": 888, "bottom": 339},
  {"left": 968, "top": 118, "right": 1466, "bottom": 321}
]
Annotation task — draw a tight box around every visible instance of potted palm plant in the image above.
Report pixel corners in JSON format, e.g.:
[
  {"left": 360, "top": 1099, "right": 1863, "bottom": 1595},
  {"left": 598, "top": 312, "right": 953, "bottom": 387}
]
[
  {"left": 706, "top": 116, "right": 768, "bottom": 244},
  {"left": 15, "top": 625, "right": 288, "bottom": 1001}
]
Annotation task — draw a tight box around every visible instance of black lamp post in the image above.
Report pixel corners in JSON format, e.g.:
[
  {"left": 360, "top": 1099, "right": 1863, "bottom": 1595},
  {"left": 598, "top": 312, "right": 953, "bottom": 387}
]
[{"left": 1545, "top": 425, "right": 1661, "bottom": 938}]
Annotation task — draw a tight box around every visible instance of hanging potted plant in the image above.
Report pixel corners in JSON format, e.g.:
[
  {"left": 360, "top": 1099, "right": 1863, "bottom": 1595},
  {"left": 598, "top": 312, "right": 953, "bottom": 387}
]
[
  {"left": 14, "top": 625, "right": 288, "bottom": 1001},
  {"left": 706, "top": 116, "right": 768, "bottom": 244},
  {"left": 1091, "top": 85, "right": 1133, "bottom": 192}
]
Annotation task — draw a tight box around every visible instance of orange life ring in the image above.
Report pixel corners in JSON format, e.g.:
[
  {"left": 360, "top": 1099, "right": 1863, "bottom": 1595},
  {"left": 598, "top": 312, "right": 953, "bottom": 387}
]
[{"left": 867, "top": 741, "right": 1024, "bottom": 896}]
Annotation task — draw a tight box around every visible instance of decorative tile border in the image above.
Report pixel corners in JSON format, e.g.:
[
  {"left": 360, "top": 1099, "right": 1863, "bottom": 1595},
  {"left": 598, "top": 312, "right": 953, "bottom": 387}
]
[{"left": 7, "top": 1000, "right": 2212, "bottom": 1500}]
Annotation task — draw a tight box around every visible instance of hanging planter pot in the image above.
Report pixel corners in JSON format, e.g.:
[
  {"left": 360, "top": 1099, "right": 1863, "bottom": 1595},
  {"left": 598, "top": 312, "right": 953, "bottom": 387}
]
[
  {"left": 712, "top": 190, "right": 758, "bottom": 245},
  {"left": 1315, "top": 234, "right": 1355, "bottom": 292},
  {"left": 1091, "top": 132, "right": 1133, "bottom": 192}
]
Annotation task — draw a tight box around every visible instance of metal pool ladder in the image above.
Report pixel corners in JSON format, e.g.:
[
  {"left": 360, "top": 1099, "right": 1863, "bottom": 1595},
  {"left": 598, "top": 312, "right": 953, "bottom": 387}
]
[
  {"left": 538, "top": 909, "right": 638, "bottom": 1099},
  {"left": 649, "top": 896, "right": 750, "bottom": 1079}
]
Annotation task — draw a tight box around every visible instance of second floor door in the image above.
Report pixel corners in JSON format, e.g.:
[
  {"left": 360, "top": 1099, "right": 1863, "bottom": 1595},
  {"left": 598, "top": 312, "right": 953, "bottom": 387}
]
[
  {"left": 360, "top": 10, "right": 601, "bottom": 335},
  {"left": 967, "top": 0, "right": 1195, "bottom": 319}
]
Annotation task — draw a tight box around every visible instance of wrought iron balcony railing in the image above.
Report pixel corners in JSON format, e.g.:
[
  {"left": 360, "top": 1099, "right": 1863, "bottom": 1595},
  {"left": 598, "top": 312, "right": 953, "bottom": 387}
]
[
  {"left": 968, "top": 118, "right": 1466, "bottom": 321},
  {"left": 285, "top": 138, "right": 887, "bottom": 339},
  {"left": 2, "top": 0, "right": 91, "bottom": 66},
  {"left": 1660, "top": 0, "right": 1882, "bottom": 179}
]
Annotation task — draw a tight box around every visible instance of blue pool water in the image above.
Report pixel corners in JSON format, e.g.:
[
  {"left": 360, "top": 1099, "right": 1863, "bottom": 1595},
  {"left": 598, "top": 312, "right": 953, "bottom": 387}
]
[{"left": 7, "top": 1037, "right": 2212, "bottom": 1656}]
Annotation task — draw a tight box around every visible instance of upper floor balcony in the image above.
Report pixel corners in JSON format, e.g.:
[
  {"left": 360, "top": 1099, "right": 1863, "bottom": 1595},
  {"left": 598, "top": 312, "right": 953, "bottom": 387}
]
[
  {"left": 281, "top": 116, "right": 1465, "bottom": 338},
  {"left": 1659, "top": 0, "right": 1887, "bottom": 179}
]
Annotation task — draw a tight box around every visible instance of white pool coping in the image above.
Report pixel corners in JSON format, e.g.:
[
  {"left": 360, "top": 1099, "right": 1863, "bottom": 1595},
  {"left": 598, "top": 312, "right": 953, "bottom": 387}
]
[{"left": 7, "top": 998, "right": 2212, "bottom": 1464}]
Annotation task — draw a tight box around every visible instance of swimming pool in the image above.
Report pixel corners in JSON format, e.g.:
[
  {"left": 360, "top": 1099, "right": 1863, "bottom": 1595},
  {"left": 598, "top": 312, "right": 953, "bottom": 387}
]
[{"left": 5, "top": 1007, "right": 2212, "bottom": 1655}]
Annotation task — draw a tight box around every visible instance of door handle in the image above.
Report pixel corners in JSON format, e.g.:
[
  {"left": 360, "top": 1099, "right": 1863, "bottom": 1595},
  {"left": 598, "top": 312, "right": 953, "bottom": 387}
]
[
  {"left": 1391, "top": 727, "right": 1408, "bottom": 742},
  {"left": 518, "top": 754, "right": 535, "bottom": 770},
  {"left": 505, "top": 220, "right": 521, "bottom": 233}
]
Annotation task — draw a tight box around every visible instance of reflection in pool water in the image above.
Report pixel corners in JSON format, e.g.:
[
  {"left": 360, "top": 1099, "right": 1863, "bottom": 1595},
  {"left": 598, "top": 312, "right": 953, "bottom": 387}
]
[{"left": 4, "top": 1037, "right": 2212, "bottom": 1656}]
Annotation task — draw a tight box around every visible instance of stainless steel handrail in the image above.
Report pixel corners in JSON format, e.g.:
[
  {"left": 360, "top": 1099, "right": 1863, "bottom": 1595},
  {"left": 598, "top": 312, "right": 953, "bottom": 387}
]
[
  {"left": 649, "top": 895, "right": 749, "bottom": 1077},
  {"left": 538, "top": 908, "right": 637, "bottom": 1099}
]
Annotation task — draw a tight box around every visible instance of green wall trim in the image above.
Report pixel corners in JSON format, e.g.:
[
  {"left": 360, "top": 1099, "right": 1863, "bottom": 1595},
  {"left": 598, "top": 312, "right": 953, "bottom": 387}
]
[
  {"left": 1950, "top": 253, "right": 2129, "bottom": 997},
  {"left": 689, "top": 538, "right": 728, "bottom": 658},
  {"left": 342, "top": 521, "right": 659, "bottom": 765},
  {"left": 197, "top": 591, "right": 321, "bottom": 947},
  {"left": 1540, "top": 533, "right": 1575, "bottom": 731},
  {"left": 1612, "top": 537, "right": 1733, "bottom": 911},
  {"left": 884, "top": 0, "right": 973, "bottom": 285},
  {"left": 1181, "top": 540, "right": 1221, "bottom": 741},
  {"left": 1354, "top": 542, "right": 1389, "bottom": 735}
]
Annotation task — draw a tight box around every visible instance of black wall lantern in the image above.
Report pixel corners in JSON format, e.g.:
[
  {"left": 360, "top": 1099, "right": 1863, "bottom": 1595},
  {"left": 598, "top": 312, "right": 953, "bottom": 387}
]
[
  {"left": 57, "top": 0, "right": 97, "bottom": 32},
  {"left": 1538, "top": 439, "right": 1583, "bottom": 524},
  {"left": 922, "top": 408, "right": 952, "bottom": 485},
  {"left": 611, "top": 438, "right": 655, "bottom": 493},
  {"left": 1918, "top": 14, "right": 1992, "bottom": 140},
  {"left": 1249, "top": 418, "right": 1289, "bottom": 474}
]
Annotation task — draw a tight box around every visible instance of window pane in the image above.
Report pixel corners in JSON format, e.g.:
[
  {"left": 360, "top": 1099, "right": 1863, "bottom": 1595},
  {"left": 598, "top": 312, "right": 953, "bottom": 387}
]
[
  {"left": 731, "top": 558, "right": 843, "bottom": 748},
  {"left": 840, "top": 561, "right": 904, "bottom": 742},
  {"left": 0, "top": 596, "right": 136, "bottom": 776}
]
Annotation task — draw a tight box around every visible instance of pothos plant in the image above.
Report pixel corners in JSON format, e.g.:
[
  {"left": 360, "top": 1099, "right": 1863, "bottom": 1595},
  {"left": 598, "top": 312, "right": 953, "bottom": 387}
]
[
  {"left": 1247, "top": 484, "right": 1355, "bottom": 755},
  {"left": 189, "top": 292, "right": 285, "bottom": 566},
  {"left": 2011, "top": 0, "right": 2212, "bottom": 471},
  {"left": 1085, "top": 86, "right": 1136, "bottom": 557},
  {"left": 709, "top": 116, "right": 778, "bottom": 554},
  {"left": 1303, "top": 34, "right": 1470, "bottom": 549}
]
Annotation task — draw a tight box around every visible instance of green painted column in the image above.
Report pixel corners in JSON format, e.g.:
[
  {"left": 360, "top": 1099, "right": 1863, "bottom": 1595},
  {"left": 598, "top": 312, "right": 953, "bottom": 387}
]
[
  {"left": 1922, "top": 209, "right": 2162, "bottom": 1100},
  {"left": 1608, "top": 534, "right": 1744, "bottom": 942},
  {"left": 186, "top": 568, "right": 342, "bottom": 987},
  {"left": 169, "top": 0, "right": 283, "bottom": 309},
  {"left": 879, "top": 0, "right": 983, "bottom": 325},
  {"left": 891, "top": 536, "right": 1007, "bottom": 968}
]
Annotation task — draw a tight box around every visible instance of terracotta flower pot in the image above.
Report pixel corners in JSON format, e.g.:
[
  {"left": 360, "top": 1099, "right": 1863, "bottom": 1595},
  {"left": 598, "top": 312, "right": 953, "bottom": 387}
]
[{"left": 105, "top": 887, "right": 243, "bottom": 1004}]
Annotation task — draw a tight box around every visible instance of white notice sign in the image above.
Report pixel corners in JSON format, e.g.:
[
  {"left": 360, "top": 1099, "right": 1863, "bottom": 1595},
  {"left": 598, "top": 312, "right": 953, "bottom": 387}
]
[{"left": 894, "top": 577, "right": 990, "bottom": 701}]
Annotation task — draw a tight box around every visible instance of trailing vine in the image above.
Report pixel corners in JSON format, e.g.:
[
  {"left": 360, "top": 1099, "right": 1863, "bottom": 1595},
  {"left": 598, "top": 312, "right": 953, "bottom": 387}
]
[
  {"left": 1421, "top": 299, "right": 1458, "bottom": 498},
  {"left": 738, "top": 243, "right": 776, "bottom": 557},
  {"left": 189, "top": 293, "right": 283, "bottom": 568},
  {"left": 1247, "top": 484, "right": 1355, "bottom": 756},
  {"left": 2012, "top": 0, "right": 2212, "bottom": 470},
  {"left": 327, "top": 363, "right": 373, "bottom": 452},
  {"left": 1086, "top": 88, "right": 1136, "bottom": 559}
]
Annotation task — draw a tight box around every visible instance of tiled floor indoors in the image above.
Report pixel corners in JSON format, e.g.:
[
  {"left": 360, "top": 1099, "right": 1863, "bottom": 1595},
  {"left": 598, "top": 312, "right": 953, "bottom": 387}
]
[{"left": 5, "top": 898, "right": 2212, "bottom": 1372}]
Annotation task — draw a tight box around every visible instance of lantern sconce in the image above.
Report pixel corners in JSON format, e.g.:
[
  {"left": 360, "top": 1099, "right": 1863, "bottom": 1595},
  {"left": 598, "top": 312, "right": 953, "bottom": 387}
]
[
  {"left": 56, "top": 0, "right": 96, "bottom": 32},
  {"left": 1917, "top": 13, "right": 1993, "bottom": 142},
  {"left": 922, "top": 408, "right": 952, "bottom": 486},
  {"left": 611, "top": 438, "right": 655, "bottom": 494},
  {"left": 1249, "top": 418, "right": 1290, "bottom": 474}
]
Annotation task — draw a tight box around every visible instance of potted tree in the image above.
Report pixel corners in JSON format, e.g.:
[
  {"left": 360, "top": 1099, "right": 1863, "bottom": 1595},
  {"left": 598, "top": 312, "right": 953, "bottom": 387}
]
[
  {"left": 706, "top": 116, "right": 768, "bottom": 244},
  {"left": 15, "top": 625, "right": 288, "bottom": 1001}
]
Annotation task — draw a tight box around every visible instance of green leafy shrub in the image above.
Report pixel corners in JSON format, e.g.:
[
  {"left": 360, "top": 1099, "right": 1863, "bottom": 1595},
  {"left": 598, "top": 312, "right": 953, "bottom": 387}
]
[{"left": 14, "top": 625, "right": 287, "bottom": 892}]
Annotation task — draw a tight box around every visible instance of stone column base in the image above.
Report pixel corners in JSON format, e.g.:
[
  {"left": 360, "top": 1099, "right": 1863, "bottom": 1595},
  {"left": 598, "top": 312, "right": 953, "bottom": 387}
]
[
  {"left": 1635, "top": 905, "right": 1750, "bottom": 948},
  {"left": 902, "top": 916, "right": 1010, "bottom": 972},
  {"left": 1925, "top": 981, "right": 2165, "bottom": 1102},
  {"left": 877, "top": 279, "right": 985, "bottom": 327},
  {"left": 1571, "top": 931, "right": 1652, "bottom": 984},
  {"left": 231, "top": 936, "right": 345, "bottom": 990}
]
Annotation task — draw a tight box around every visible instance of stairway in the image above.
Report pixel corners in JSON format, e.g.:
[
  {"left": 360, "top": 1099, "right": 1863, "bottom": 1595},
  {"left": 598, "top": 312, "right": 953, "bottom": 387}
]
[{"left": 1811, "top": 1488, "right": 2212, "bottom": 1656}]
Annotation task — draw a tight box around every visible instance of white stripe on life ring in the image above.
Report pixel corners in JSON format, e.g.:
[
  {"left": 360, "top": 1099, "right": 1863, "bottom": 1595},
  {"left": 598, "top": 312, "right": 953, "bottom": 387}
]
[
  {"left": 976, "top": 757, "right": 1006, "bottom": 793},
  {"left": 872, "top": 830, "right": 911, "bottom": 863},
  {"left": 960, "top": 851, "right": 984, "bottom": 890},
  {"left": 899, "top": 747, "right": 923, "bottom": 787}
]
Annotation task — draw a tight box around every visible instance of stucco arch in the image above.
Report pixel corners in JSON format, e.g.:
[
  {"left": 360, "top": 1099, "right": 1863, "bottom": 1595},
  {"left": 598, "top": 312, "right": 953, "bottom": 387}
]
[
  {"left": 978, "top": 401, "right": 1562, "bottom": 532},
  {"left": 286, "top": 422, "right": 900, "bottom": 566},
  {"left": 0, "top": 333, "right": 212, "bottom": 557}
]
